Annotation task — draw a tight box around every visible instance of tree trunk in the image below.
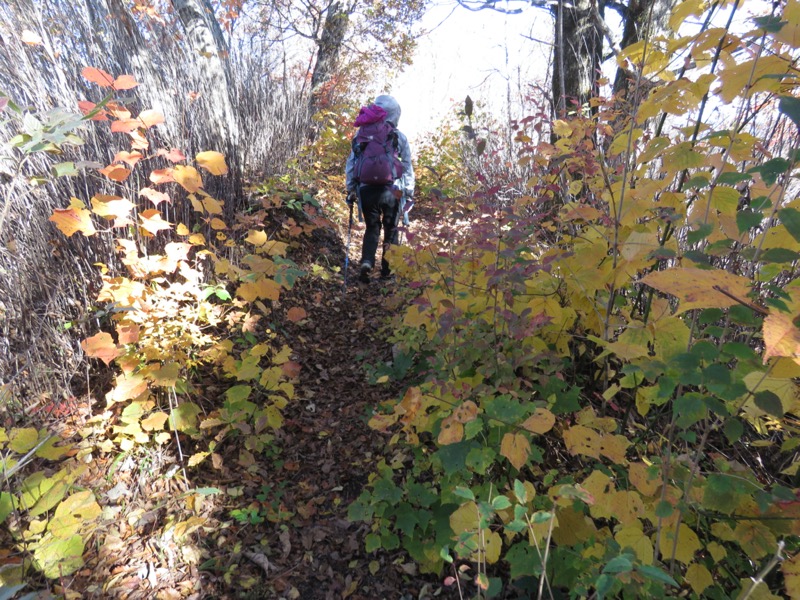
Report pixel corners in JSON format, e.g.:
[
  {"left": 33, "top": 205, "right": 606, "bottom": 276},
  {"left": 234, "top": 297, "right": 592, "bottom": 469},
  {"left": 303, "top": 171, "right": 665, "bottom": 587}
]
[
  {"left": 171, "top": 0, "right": 240, "bottom": 151},
  {"left": 309, "top": 1, "right": 349, "bottom": 112},
  {"left": 551, "top": 0, "right": 603, "bottom": 117},
  {"left": 612, "top": 0, "right": 674, "bottom": 105}
]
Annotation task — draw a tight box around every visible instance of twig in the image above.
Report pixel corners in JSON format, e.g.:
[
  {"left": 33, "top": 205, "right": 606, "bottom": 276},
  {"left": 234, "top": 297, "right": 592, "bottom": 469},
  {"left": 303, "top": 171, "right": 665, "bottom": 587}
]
[
  {"left": 739, "top": 541, "right": 786, "bottom": 600},
  {"left": 712, "top": 285, "right": 768, "bottom": 316}
]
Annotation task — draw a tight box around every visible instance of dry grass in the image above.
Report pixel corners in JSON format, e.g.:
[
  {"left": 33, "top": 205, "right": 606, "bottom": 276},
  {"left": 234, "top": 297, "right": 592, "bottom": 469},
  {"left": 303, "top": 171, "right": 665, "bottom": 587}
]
[{"left": 0, "top": 0, "right": 311, "bottom": 413}]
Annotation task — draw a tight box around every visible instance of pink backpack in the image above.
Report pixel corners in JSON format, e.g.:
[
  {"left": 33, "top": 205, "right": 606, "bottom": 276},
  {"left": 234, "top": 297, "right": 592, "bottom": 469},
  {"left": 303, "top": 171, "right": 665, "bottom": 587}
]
[{"left": 352, "top": 105, "right": 404, "bottom": 186}]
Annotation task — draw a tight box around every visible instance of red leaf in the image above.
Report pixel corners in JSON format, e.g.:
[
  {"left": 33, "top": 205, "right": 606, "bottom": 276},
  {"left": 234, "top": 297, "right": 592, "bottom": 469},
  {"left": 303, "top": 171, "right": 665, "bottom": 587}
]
[
  {"left": 286, "top": 307, "right": 307, "bottom": 322},
  {"left": 157, "top": 148, "right": 187, "bottom": 163},
  {"left": 81, "top": 66, "right": 115, "bottom": 88},
  {"left": 77, "top": 100, "right": 108, "bottom": 121}
]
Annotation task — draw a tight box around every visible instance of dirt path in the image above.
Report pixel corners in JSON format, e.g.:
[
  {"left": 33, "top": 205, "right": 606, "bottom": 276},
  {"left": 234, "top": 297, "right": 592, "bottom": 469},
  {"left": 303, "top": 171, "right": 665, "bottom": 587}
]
[{"left": 224, "top": 206, "right": 449, "bottom": 599}]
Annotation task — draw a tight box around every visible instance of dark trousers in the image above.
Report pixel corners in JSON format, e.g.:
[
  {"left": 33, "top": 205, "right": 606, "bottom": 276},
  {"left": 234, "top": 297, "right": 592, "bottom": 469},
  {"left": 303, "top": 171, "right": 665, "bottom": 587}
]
[{"left": 359, "top": 184, "right": 400, "bottom": 276}]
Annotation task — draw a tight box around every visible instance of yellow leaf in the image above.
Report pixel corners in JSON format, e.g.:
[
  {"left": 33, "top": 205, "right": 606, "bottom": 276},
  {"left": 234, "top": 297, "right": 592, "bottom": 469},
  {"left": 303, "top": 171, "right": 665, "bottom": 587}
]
[
  {"left": 202, "top": 196, "right": 224, "bottom": 215},
  {"left": 484, "top": 530, "right": 502, "bottom": 564},
  {"left": 237, "top": 278, "right": 281, "bottom": 302},
  {"left": 80, "top": 332, "right": 120, "bottom": 366},
  {"left": 49, "top": 198, "right": 96, "bottom": 237},
  {"left": 599, "top": 434, "right": 630, "bottom": 465},
  {"left": 10, "top": 428, "right": 39, "bottom": 453},
  {"left": 669, "top": 0, "right": 705, "bottom": 32},
  {"left": 196, "top": 151, "right": 228, "bottom": 175},
  {"left": 685, "top": 563, "right": 713, "bottom": 595},
  {"left": 140, "top": 411, "right": 169, "bottom": 432},
  {"left": 608, "top": 490, "right": 644, "bottom": 525},
  {"left": 763, "top": 311, "right": 800, "bottom": 366},
  {"left": 263, "top": 240, "right": 289, "bottom": 257},
  {"left": 733, "top": 520, "right": 776, "bottom": 560},
  {"left": 782, "top": 551, "right": 800, "bottom": 599},
  {"left": 245, "top": 230, "right": 268, "bottom": 246},
  {"left": 174, "top": 165, "right": 203, "bottom": 193},
  {"left": 628, "top": 462, "right": 660, "bottom": 496},
  {"left": 500, "top": 432, "right": 531, "bottom": 470},
  {"left": 640, "top": 267, "right": 751, "bottom": 313},
  {"left": 450, "top": 501, "right": 479, "bottom": 535},
  {"left": 563, "top": 425, "right": 601, "bottom": 460},
  {"left": 521, "top": 408, "right": 555, "bottom": 434},
  {"left": 657, "top": 523, "right": 701, "bottom": 565},
  {"left": 187, "top": 452, "right": 209, "bottom": 467},
  {"left": 48, "top": 490, "right": 101, "bottom": 539},
  {"left": 209, "top": 217, "right": 227, "bottom": 230},
  {"left": 615, "top": 525, "right": 653, "bottom": 565}
]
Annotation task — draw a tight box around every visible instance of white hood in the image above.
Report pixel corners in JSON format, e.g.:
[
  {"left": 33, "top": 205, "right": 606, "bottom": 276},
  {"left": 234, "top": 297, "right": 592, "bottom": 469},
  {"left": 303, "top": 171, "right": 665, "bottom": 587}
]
[{"left": 374, "top": 95, "right": 401, "bottom": 127}]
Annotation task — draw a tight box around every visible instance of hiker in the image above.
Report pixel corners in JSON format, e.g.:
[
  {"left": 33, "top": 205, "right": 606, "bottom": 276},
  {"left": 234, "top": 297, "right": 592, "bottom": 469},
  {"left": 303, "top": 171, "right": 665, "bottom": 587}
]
[{"left": 345, "top": 94, "right": 415, "bottom": 283}]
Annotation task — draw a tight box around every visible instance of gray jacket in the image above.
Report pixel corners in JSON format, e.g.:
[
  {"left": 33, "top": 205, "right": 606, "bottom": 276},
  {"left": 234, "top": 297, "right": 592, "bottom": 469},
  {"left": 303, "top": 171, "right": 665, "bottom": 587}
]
[{"left": 345, "top": 94, "right": 415, "bottom": 198}]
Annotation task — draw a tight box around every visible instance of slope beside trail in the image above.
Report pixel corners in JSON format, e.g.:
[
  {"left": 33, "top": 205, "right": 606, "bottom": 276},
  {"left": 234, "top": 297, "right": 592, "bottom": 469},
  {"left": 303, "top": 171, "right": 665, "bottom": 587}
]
[{"left": 207, "top": 198, "right": 452, "bottom": 599}]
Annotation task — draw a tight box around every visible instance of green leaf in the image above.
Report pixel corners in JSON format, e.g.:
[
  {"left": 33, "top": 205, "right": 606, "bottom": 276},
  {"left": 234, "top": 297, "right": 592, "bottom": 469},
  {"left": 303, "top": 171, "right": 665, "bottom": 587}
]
[
  {"left": 33, "top": 533, "right": 84, "bottom": 578},
  {"left": 52, "top": 162, "right": 78, "bottom": 178},
  {"left": 0, "top": 585, "right": 27, "bottom": 600},
  {"left": 0, "top": 492, "right": 14, "bottom": 525},
  {"left": 513, "top": 479, "right": 527, "bottom": 504},
  {"left": 703, "top": 474, "right": 757, "bottom": 514},
  {"left": 748, "top": 157, "right": 790, "bottom": 186},
  {"left": 717, "top": 172, "right": 752, "bottom": 186},
  {"left": 674, "top": 393, "right": 707, "bottom": 428},
  {"left": 466, "top": 446, "right": 496, "bottom": 472},
  {"left": 491, "top": 495, "right": 512, "bottom": 510},
  {"left": 655, "top": 500, "right": 674, "bottom": 518},
  {"left": 595, "top": 574, "right": 616, "bottom": 600},
  {"left": 760, "top": 247, "right": 800, "bottom": 263},
  {"left": 753, "top": 15, "right": 786, "bottom": 33},
  {"left": 736, "top": 209, "right": 763, "bottom": 233},
  {"left": 393, "top": 503, "right": 419, "bottom": 536},
  {"left": 687, "top": 222, "right": 714, "bottom": 245},
  {"left": 635, "top": 564, "right": 679, "bottom": 587},
  {"left": 778, "top": 208, "right": 800, "bottom": 243},
  {"left": 169, "top": 402, "right": 201, "bottom": 432},
  {"left": 723, "top": 418, "right": 744, "bottom": 444},
  {"left": 603, "top": 555, "right": 634, "bottom": 574},
  {"left": 779, "top": 96, "right": 800, "bottom": 129},
  {"left": 373, "top": 478, "right": 403, "bottom": 504},
  {"left": 453, "top": 486, "right": 475, "bottom": 501},
  {"left": 365, "top": 532, "right": 381, "bottom": 553},
  {"left": 754, "top": 390, "right": 784, "bottom": 417},
  {"left": 193, "top": 487, "right": 221, "bottom": 496}
]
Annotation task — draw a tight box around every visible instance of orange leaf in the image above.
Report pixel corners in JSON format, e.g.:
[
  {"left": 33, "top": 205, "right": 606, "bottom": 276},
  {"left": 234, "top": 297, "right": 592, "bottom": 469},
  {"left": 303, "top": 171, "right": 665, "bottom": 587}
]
[
  {"left": 139, "top": 209, "right": 173, "bottom": 235},
  {"left": 438, "top": 415, "right": 464, "bottom": 445},
  {"left": 399, "top": 387, "right": 422, "bottom": 425},
  {"left": 116, "top": 323, "right": 140, "bottom": 345},
  {"left": 81, "top": 332, "right": 120, "bottom": 366},
  {"left": 522, "top": 408, "right": 556, "bottom": 434},
  {"left": 174, "top": 165, "right": 203, "bottom": 193},
  {"left": 149, "top": 169, "right": 175, "bottom": 185},
  {"left": 139, "top": 187, "right": 171, "bottom": 206},
  {"left": 287, "top": 307, "right": 307, "bottom": 322},
  {"left": 113, "top": 150, "right": 144, "bottom": 167},
  {"left": 763, "top": 311, "right": 800, "bottom": 365},
  {"left": 128, "top": 129, "right": 149, "bottom": 150},
  {"left": 112, "top": 74, "right": 139, "bottom": 90},
  {"left": 98, "top": 164, "right": 131, "bottom": 182},
  {"left": 281, "top": 361, "right": 301, "bottom": 378},
  {"left": 196, "top": 151, "right": 228, "bottom": 175},
  {"left": 500, "top": 432, "right": 531, "bottom": 470},
  {"left": 21, "top": 29, "right": 43, "bottom": 46},
  {"left": 110, "top": 119, "right": 140, "bottom": 134},
  {"left": 106, "top": 102, "right": 131, "bottom": 120},
  {"left": 81, "top": 66, "right": 115, "bottom": 87},
  {"left": 138, "top": 109, "right": 164, "bottom": 128},
  {"left": 453, "top": 400, "right": 479, "bottom": 424},
  {"left": 157, "top": 148, "right": 187, "bottom": 163},
  {"left": 49, "top": 199, "right": 96, "bottom": 237}
]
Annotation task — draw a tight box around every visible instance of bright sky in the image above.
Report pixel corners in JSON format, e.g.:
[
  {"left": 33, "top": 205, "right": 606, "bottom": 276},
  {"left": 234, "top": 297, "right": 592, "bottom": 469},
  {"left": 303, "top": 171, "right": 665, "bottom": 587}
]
[{"left": 387, "top": 1, "right": 553, "bottom": 144}]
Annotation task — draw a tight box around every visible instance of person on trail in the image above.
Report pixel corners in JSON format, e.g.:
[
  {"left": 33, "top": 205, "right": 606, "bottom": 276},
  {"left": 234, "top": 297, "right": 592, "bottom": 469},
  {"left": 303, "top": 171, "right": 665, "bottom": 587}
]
[{"left": 345, "top": 94, "right": 415, "bottom": 284}]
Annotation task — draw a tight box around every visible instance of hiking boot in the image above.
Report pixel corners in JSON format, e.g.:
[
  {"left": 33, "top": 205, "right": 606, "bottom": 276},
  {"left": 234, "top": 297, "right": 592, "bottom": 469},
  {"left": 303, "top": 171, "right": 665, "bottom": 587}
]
[
  {"left": 359, "top": 262, "right": 372, "bottom": 283},
  {"left": 379, "top": 272, "right": 395, "bottom": 283}
]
